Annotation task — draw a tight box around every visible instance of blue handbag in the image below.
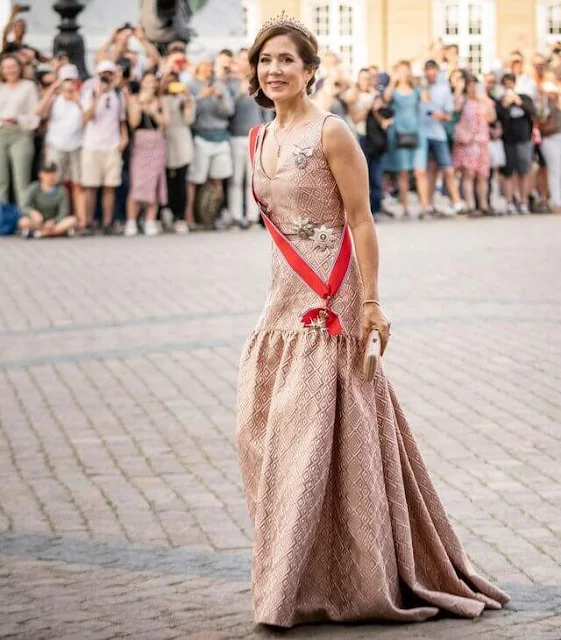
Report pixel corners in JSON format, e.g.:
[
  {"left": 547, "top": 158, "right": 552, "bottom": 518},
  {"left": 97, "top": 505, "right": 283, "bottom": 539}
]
[{"left": 0, "top": 203, "right": 20, "bottom": 235}]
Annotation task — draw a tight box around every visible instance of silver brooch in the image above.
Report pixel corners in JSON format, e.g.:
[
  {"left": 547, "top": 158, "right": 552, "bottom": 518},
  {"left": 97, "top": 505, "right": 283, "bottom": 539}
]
[
  {"left": 312, "top": 225, "right": 336, "bottom": 251},
  {"left": 293, "top": 145, "right": 313, "bottom": 169},
  {"left": 289, "top": 216, "right": 316, "bottom": 239},
  {"left": 308, "top": 310, "right": 329, "bottom": 333}
]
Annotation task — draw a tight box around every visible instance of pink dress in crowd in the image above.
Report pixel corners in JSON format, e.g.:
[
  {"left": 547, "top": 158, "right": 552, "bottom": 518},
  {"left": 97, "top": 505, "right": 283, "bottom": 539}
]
[
  {"left": 453, "top": 98, "right": 493, "bottom": 177},
  {"left": 236, "top": 110, "right": 510, "bottom": 628}
]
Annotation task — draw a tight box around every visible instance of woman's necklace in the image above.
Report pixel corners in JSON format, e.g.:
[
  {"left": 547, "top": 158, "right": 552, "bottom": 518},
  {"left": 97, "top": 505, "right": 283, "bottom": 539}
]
[{"left": 273, "top": 118, "right": 300, "bottom": 158}]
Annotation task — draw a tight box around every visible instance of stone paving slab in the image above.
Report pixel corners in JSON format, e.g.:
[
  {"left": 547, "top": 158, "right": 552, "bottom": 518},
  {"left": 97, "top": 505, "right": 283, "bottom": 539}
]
[{"left": 0, "top": 215, "right": 561, "bottom": 638}]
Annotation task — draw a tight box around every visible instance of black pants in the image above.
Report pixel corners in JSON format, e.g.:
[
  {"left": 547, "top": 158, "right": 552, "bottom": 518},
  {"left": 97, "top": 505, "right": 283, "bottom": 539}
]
[{"left": 166, "top": 164, "right": 188, "bottom": 221}]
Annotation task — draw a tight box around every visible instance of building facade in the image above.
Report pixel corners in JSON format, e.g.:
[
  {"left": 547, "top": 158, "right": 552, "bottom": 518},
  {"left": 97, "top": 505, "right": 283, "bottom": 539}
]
[{"left": 241, "top": 0, "right": 561, "bottom": 76}]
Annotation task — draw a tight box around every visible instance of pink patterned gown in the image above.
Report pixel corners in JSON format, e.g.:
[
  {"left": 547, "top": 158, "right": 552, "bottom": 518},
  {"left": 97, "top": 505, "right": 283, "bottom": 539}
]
[{"left": 236, "top": 111, "right": 509, "bottom": 628}]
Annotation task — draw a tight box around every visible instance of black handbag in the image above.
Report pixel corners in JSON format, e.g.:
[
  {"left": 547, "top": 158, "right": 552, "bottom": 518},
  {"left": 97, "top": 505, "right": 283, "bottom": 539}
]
[{"left": 396, "top": 131, "right": 419, "bottom": 149}]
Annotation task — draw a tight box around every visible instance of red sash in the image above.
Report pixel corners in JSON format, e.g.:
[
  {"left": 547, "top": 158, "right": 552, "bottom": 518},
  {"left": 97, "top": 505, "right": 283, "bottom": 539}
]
[{"left": 249, "top": 124, "right": 351, "bottom": 336}]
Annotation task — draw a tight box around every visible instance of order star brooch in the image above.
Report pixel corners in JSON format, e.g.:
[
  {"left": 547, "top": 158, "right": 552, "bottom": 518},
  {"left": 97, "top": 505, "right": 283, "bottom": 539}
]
[
  {"left": 312, "top": 225, "right": 336, "bottom": 251},
  {"left": 289, "top": 216, "right": 316, "bottom": 239},
  {"left": 293, "top": 145, "right": 314, "bottom": 169}
]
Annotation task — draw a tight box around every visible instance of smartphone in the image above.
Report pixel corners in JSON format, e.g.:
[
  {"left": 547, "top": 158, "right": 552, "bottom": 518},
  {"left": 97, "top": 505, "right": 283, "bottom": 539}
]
[{"left": 17, "top": 5, "right": 30, "bottom": 12}]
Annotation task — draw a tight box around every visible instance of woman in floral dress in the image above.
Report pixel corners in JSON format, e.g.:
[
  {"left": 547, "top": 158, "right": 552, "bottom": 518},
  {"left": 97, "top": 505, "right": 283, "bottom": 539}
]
[
  {"left": 453, "top": 74, "right": 496, "bottom": 215},
  {"left": 236, "top": 15, "right": 510, "bottom": 629}
]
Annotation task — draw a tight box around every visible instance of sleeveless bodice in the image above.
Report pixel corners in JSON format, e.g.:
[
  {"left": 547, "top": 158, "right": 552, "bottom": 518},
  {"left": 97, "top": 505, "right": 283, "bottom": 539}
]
[
  {"left": 251, "top": 111, "right": 363, "bottom": 337},
  {"left": 254, "top": 113, "right": 346, "bottom": 234}
]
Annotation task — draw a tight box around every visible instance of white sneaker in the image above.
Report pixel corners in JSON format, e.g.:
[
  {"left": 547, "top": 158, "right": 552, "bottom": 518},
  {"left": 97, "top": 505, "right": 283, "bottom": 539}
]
[
  {"left": 453, "top": 201, "right": 466, "bottom": 215},
  {"left": 506, "top": 203, "right": 517, "bottom": 215},
  {"left": 144, "top": 220, "right": 159, "bottom": 237},
  {"left": 519, "top": 203, "right": 530, "bottom": 215},
  {"left": 124, "top": 220, "right": 138, "bottom": 237}
]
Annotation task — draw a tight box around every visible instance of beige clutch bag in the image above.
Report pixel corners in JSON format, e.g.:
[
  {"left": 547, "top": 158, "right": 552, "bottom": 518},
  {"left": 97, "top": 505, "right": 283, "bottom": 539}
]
[{"left": 363, "top": 329, "right": 381, "bottom": 381}]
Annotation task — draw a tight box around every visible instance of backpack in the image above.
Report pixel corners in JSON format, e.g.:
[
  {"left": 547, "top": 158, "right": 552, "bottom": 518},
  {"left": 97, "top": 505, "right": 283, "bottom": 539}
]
[{"left": 0, "top": 203, "right": 20, "bottom": 236}]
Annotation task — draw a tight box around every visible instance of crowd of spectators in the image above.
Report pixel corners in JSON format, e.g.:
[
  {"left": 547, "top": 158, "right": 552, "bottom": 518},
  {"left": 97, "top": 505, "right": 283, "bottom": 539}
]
[{"left": 1, "top": 4, "right": 561, "bottom": 239}]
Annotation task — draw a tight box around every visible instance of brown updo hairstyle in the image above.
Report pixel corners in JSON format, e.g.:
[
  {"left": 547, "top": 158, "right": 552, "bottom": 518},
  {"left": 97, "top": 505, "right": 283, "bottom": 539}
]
[{"left": 248, "top": 24, "right": 321, "bottom": 109}]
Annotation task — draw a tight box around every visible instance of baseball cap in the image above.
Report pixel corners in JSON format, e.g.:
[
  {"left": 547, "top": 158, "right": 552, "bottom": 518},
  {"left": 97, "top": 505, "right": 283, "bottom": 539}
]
[
  {"left": 58, "top": 63, "right": 79, "bottom": 81},
  {"left": 96, "top": 60, "right": 117, "bottom": 75}
]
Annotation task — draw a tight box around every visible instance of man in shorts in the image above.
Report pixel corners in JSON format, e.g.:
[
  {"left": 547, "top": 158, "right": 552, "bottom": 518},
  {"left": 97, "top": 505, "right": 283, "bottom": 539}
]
[
  {"left": 80, "top": 61, "right": 128, "bottom": 233},
  {"left": 185, "top": 57, "right": 235, "bottom": 228},
  {"left": 421, "top": 60, "right": 465, "bottom": 216},
  {"left": 496, "top": 73, "right": 536, "bottom": 214}
]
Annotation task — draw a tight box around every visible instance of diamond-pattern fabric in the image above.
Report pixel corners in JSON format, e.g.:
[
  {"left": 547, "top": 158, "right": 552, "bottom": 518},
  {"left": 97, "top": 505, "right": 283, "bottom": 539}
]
[{"left": 236, "top": 112, "right": 510, "bottom": 628}]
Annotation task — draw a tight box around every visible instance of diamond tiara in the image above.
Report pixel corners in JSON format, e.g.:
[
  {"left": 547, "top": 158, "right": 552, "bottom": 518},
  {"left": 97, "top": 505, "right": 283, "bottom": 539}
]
[{"left": 255, "top": 11, "right": 317, "bottom": 47}]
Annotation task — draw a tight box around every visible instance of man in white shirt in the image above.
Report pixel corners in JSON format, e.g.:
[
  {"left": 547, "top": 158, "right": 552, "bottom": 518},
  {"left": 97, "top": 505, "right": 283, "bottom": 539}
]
[{"left": 80, "top": 61, "right": 128, "bottom": 234}]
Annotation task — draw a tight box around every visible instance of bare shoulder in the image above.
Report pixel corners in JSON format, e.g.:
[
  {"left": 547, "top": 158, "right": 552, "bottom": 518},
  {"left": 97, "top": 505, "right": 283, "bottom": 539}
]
[{"left": 321, "top": 114, "right": 360, "bottom": 164}]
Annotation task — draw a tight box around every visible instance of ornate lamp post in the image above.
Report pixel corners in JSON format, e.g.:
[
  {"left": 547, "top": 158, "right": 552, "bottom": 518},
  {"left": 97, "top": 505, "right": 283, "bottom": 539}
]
[{"left": 52, "top": 0, "right": 88, "bottom": 78}]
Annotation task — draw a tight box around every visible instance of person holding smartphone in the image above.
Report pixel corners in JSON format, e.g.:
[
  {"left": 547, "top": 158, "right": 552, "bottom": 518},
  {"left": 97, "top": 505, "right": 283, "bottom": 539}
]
[
  {"left": 421, "top": 59, "right": 465, "bottom": 217},
  {"left": 185, "top": 57, "right": 235, "bottom": 229},
  {"left": 80, "top": 60, "right": 128, "bottom": 234},
  {"left": 496, "top": 73, "right": 537, "bottom": 214},
  {"left": 161, "top": 71, "right": 196, "bottom": 233}
]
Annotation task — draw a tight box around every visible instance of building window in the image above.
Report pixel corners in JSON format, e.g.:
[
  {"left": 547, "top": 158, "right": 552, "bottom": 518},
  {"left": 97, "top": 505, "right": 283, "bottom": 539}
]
[
  {"left": 434, "top": 1, "right": 495, "bottom": 76},
  {"left": 539, "top": 1, "right": 561, "bottom": 48},
  {"left": 468, "top": 3, "right": 482, "bottom": 35},
  {"left": 303, "top": 1, "right": 366, "bottom": 77},
  {"left": 445, "top": 4, "right": 459, "bottom": 35},
  {"left": 314, "top": 5, "right": 330, "bottom": 36},
  {"left": 547, "top": 2, "right": 561, "bottom": 36}
]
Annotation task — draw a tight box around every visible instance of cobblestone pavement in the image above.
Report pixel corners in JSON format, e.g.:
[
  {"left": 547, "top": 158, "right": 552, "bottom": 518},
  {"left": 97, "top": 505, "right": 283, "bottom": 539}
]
[{"left": 0, "top": 214, "right": 560, "bottom": 639}]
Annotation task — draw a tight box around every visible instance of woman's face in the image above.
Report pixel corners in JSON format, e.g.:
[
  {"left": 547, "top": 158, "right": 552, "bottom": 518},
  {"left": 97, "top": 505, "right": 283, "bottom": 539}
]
[
  {"left": 450, "top": 69, "right": 462, "bottom": 87},
  {"left": 396, "top": 63, "right": 410, "bottom": 83},
  {"left": 358, "top": 70, "right": 371, "bottom": 92},
  {"left": 257, "top": 35, "right": 311, "bottom": 105},
  {"left": 1, "top": 58, "right": 21, "bottom": 82},
  {"left": 141, "top": 73, "right": 158, "bottom": 95},
  {"left": 466, "top": 81, "right": 477, "bottom": 99}
]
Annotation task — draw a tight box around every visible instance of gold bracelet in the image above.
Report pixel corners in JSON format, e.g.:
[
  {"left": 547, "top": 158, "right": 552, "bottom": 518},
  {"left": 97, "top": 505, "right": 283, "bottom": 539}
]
[{"left": 362, "top": 299, "right": 381, "bottom": 307}]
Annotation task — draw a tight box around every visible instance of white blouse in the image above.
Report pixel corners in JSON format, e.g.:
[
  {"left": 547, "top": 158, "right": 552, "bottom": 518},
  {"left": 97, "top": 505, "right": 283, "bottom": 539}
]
[{"left": 0, "top": 80, "right": 40, "bottom": 132}]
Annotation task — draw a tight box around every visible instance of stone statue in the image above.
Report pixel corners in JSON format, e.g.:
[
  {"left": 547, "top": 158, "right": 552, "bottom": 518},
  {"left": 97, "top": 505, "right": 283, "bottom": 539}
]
[{"left": 139, "top": 0, "right": 197, "bottom": 48}]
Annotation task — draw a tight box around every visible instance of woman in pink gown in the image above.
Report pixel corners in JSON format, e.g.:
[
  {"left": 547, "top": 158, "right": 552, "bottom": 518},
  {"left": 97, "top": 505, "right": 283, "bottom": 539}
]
[{"left": 236, "top": 15, "right": 510, "bottom": 629}]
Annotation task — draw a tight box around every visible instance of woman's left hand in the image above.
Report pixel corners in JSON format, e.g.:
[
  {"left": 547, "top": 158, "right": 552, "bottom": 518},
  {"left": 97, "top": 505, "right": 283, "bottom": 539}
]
[{"left": 362, "top": 303, "right": 391, "bottom": 355}]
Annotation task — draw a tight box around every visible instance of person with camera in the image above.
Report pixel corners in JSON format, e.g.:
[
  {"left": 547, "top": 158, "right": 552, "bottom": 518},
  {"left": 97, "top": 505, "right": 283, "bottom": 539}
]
[
  {"left": 35, "top": 65, "right": 86, "bottom": 230},
  {"left": 2, "top": 3, "right": 40, "bottom": 58},
  {"left": 452, "top": 74, "right": 496, "bottom": 216},
  {"left": 422, "top": 59, "right": 465, "bottom": 217},
  {"left": 80, "top": 60, "right": 128, "bottom": 234},
  {"left": 160, "top": 71, "right": 195, "bottom": 233},
  {"left": 496, "top": 73, "right": 536, "bottom": 214},
  {"left": 95, "top": 24, "right": 161, "bottom": 80},
  {"left": 124, "top": 70, "right": 169, "bottom": 237},
  {"left": 185, "top": 57, "right": 235, "bottom": 229}
]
